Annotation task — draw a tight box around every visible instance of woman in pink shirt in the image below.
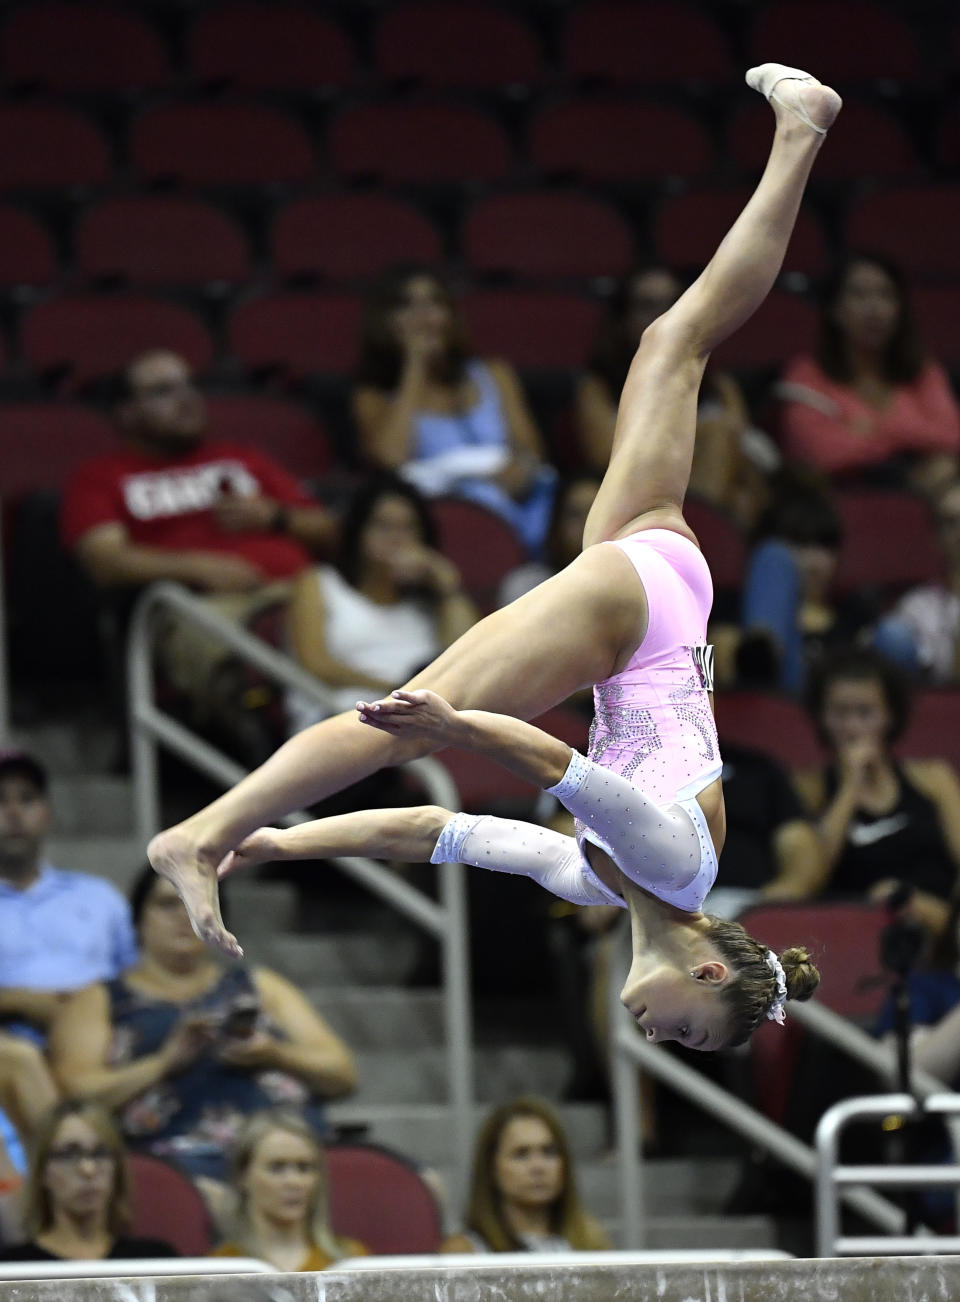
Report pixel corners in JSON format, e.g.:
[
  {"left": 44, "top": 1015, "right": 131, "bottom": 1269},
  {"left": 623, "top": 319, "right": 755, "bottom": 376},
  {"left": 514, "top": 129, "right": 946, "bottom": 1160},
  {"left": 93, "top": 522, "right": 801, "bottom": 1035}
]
[{"left": 779, "top": 254, "right": 960, "bottom": 493}]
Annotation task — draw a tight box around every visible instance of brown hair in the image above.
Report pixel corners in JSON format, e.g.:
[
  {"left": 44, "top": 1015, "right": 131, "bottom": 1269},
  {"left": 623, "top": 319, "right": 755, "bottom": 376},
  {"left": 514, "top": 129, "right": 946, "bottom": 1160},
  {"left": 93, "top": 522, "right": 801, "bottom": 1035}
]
[
  {"left": 229, "top": 1109, "right": 351, "bottom": 1263},
  {"left": 703, "top": 916, "right": 821, "bottom": 1048},
  {"left": 357, "top": 265, "right": 469, "bottom": 390},
  {"left": 463, "top": 1096, "right": 608, "bottom": 1252},
  {"left": 23, "top": 1101, "right": 129, "bottom": 1239}
]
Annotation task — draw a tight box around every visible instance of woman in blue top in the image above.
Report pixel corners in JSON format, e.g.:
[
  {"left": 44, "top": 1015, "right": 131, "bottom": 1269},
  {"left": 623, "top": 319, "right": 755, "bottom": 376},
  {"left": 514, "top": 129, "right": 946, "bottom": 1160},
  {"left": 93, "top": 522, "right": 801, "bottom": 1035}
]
[{"left": 352, "top": 266, "right": 556, "bottom": 554}]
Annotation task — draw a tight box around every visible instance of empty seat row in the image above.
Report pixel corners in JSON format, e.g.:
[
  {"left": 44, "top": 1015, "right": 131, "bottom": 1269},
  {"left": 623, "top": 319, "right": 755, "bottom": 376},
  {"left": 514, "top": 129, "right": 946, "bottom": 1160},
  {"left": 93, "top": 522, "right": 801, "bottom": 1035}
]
[
  {"left": 0, "top": 1, "right": 937, "bottom": 96},
  {"left": 0, "top": 96, "right": 952, "bottom": 194}
]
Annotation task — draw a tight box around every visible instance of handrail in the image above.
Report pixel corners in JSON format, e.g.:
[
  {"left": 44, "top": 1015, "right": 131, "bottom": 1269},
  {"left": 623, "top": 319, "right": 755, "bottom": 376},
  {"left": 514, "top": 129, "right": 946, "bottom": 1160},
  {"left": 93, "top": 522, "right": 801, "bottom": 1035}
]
[{"left": 126, "top": 581, "right": 474, "bottom": 1188}]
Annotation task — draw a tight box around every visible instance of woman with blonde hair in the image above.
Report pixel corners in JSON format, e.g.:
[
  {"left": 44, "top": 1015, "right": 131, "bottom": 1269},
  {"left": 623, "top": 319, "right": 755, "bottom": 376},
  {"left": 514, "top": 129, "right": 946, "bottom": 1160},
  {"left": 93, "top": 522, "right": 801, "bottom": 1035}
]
[
  {"left": 441, "top": 1096, "right": 610, "bottom": 1254},
  {"left": 212, "top": 1109, "right": 367, "bottom": 1272},
  {"left": 0, "top": 1100, "right": 176, "bottom": 1262}
]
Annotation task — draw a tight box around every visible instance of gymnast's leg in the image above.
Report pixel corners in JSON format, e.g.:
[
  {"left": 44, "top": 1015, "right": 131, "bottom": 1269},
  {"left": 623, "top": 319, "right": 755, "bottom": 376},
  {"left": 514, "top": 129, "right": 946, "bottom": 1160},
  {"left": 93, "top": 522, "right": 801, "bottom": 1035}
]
[{"left": 149, "top": 66, "right": 840, "bottom": 953}]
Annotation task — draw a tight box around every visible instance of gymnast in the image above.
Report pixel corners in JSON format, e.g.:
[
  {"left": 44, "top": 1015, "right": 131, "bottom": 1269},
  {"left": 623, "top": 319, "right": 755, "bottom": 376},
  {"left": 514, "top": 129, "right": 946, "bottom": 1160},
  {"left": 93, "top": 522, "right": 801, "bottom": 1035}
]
[{"left": 150, "top": 62, "right": 840, "bottom": 1042}]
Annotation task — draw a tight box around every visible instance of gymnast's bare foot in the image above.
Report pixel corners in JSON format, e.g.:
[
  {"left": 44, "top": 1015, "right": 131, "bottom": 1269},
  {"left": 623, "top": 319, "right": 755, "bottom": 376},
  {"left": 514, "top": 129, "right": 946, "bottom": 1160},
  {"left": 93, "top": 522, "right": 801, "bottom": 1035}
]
[
  {"left": 147, "top": 825, "right": 243, "bottom": 958},
  {"left": 746, "top": 62, "right": 842, "bottom": 135}
]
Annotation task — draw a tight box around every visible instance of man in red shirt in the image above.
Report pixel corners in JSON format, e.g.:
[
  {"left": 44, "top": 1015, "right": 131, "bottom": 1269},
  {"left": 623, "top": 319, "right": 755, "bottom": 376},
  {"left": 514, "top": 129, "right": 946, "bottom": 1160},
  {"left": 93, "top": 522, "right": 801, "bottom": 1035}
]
[{"left": 61, "top": 349, "right": 336, "bottom": 757}]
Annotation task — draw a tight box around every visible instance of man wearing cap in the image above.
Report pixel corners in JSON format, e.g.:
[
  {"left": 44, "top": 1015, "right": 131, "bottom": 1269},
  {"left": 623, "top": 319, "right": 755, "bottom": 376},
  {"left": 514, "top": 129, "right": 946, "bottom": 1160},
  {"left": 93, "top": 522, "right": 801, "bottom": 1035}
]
[{"left": 0, "top": 751, "right": 137, "bottom": 1041}]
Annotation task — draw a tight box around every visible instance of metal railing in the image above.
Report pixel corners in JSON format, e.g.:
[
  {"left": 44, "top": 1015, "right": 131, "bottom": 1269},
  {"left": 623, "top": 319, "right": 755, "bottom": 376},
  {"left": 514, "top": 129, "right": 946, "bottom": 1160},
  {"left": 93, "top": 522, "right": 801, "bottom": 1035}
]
[
  {"left": 816, "top": 1093, "right": 960, "bottom": 1256},
  {"left": 126, "top": 581, "right": 474, "bottom": 1182}
]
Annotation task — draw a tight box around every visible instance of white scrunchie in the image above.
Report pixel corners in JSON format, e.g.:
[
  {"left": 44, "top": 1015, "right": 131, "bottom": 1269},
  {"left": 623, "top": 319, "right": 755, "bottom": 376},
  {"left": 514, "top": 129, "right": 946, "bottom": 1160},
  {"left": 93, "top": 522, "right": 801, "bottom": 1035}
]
[{"left": 766, "top": 950, "right": 788, "bottom": 1025}]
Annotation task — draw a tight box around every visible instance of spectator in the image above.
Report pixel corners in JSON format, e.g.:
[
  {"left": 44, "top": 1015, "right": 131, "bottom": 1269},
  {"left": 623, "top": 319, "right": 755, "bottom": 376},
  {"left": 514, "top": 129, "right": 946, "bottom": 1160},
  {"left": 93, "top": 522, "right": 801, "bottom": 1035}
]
[
  {"left": 575, "top": 268, "right": 768, "bottom": 528},
  {"left": 60, "top": 349, "right": 336, "bottom": 760},
  {"left": 0, "top": 750, "right": 137, "bottom": 1044},
  {"left": 212, "top": 1110, "right": 367, "bottom": 1271},
  {"left": 48, "top": 869, "right": 356, "bottom": 1195},
  {"left": 873, "top": 478, "right": 960, "bottom": 682},
  {"left": 497, "top": 475, "right": 600, "bottom": 608},
  {"left": 794, "top": 648, "right": 960, "bottom": 937},
  {"left": 0, "top": 1100, "right": 177, "bottom": 1263},
  {"left": 440, "top": 1096, "right": 609, "bottom": 1254},
  {"left": 286, "top": 473, "right": 478, "bottom": 733},
  {"left": 351, "top": 267, "right": 555, "bottom": 555},
  {"left": 777, "top": 254, "right": 960, "bottom": 495}
]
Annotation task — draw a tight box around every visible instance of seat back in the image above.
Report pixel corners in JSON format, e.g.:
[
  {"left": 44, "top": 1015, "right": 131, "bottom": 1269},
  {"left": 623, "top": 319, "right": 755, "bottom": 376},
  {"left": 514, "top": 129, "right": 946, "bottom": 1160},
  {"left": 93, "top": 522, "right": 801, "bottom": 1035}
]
[
  {"left": 833, "top": 489, "right": 942, "bottom": 593},
  {"left": 715, "top": 691, "right": 823, "bottom": 771},
  {"left": 431, "top": 496, "right": 526, "bottom": 610},
  {"left": 326, "top": 1143, "right": 442, "bottom": 1254},
  {"left": 465, "top": 192, "right": 634, "bottom": 280},
  {"left": 683, "top": 497, "right": 746, "bottom": 592},
  {"left": 126, "top": 1152, "right": 214, "bottom": 1257}
]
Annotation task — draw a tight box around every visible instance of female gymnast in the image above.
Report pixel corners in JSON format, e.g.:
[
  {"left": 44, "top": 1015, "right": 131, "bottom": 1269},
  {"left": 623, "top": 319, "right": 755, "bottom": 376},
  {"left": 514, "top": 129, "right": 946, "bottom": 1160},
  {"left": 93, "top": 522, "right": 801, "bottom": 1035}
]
[{"left": 150, "top": 62, "right": 840, "bottom": 1041}]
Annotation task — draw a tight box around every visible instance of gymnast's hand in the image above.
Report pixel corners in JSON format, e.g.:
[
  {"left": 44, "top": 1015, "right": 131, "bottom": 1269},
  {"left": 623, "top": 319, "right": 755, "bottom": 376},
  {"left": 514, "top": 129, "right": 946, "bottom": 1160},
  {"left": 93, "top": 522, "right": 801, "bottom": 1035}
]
[
  {"left": 217, "top": 827, "right": 283, "bottom": 879},
  {"left": 356, "top": 688, "right": 462, "bottom": 743}
]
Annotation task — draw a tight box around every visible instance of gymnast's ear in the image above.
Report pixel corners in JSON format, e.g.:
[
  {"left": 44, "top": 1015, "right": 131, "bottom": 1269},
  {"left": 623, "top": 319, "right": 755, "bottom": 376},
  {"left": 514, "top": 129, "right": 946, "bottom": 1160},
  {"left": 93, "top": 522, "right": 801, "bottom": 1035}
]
[{"left": 691, "top": 960, "right": 728, "bottom": 985}]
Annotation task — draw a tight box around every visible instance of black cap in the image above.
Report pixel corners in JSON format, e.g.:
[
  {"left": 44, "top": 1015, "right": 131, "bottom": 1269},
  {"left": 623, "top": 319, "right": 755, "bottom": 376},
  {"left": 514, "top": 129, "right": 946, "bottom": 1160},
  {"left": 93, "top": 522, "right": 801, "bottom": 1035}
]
[{"left": 0, "top": 750, "right": 48, "bottom": 793}]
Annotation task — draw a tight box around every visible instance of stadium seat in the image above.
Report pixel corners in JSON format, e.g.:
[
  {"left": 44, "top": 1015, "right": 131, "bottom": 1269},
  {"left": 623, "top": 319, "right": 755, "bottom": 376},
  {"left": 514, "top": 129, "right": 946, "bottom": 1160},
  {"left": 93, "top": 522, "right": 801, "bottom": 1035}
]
[
  {"left": 77, "top": 197, "right": 251, "bottom": 288},
  {"left": 715, "top": 691, "right": 823, "bottom": 770},
  {"left": 271, "top": 195, "right": 442, "bottom": 281},
  {"left": 375, "top": 2, "right": 542, "bottom": 89},
  {"left": 131, "top": 103, "right": 316, "bottom": 188},
  {"left": 654, "top": 188, "right": 826, "bottom": 277},
  {"left": 0, "top": 206, "right": 56, "bottom": 287},
  {"left": 529, "top": 100, "right": 714, "bottom": 183},
  {"left": 0, "top": 103, "right": 111, "bottom": 191},
  {"left": 460, "top": 290, "right": 601, "bottom": 370},
  {"left": 712, "top": 291, "right": 816, "bottom": 370},
  {"left": 464, "top": 192, "right": 634, "bottom": 280},
  {"left": 729, "top": 99, "right": 919, "bottom": 182},
  {"left": 846, "top": 187, "right": 960, "bottom": 278},
  {"left": 683, "top": 497, "right": 746, "bottom": 592},
  {"left": 747, "top": 1, "right": 920, "bottom": 86},
  {"left": 913, "top": 287, "right": 960, "bottom": 369},
  {"left": 326, "top": 1144, "right": 442, "bottom": 1254},
  {"left": 562, "top": 2, "right": 732, "bottom": 86},
  {"left": 126, "top": 1153, "right": 214, "bottom": 1257},
  {"left": 1, "top": 2, "right": 170, "bottom": 93},
  {"left": 431, "top": 496, "right": 527, "bottom": 609},
  {"left": 832, "top": 490, "right": 942, "bottom": 594},
  {"left": 204, "top": 394, "right": 334, "bottom": 480},
  {"left": 188, "top": 3, "right": 355, "bottom": 91},
  {"left": 1, "top": 404, "right": 117, "bottom": 501},
  {"left": 229, "top": 293, "right": 361, "bottom": 379},
  {"left": 22, "top": 295, "right": 214, "bottom": 389},
  {"left": 330, "top": 102, "right": 512, "bottom": 184},
  {"left": 897, "top": 690, "right": 960, "bottom": 773}
]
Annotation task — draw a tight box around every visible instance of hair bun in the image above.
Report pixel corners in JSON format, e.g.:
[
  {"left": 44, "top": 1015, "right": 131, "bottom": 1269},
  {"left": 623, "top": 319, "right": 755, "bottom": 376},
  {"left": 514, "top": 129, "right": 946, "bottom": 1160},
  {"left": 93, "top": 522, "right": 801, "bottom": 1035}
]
[{"left": 779, "top": 946, "right": 820, "bottom": 1002}]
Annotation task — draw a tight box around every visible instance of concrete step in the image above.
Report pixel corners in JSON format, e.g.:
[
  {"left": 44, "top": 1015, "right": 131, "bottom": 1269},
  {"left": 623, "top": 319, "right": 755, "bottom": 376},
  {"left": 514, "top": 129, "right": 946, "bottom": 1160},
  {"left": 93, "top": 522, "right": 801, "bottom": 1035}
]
[
  {"left": 602, "top": 1214, "right": 777, "bottom": 1252},
  {"left": 305, "top": 987, "right": 445, "bottom": 1050},
  {"left": 326, "top": 1102, "right": 609, "bottom": 1166},
  {"left": 11, "top": 717, "right": 119, "bottom": 776},
  {"left": 252, "top": 931, "right": 423, "bottom": 987},
  {"left": 47, "top": 775, "right": 134, "bottom": 835},
  {"left": 45, "top": 834, "right": 146, "bottom": 893},
  {"left": 220, "top": 879, "right": 298, "bottom": 936},
  {"left": 350, "top": 1044, "right": 571, "bottom": 1106},
  {"left": 576, "top": 1156, "right": 740, "bottom": 1219}
]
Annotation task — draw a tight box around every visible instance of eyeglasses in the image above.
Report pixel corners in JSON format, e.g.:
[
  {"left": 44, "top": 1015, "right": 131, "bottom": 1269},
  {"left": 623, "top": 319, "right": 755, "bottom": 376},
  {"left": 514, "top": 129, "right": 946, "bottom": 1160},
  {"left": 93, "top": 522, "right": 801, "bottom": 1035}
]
[{"left": 48, "top": 1145, "right": 116, "bottom": 1166}]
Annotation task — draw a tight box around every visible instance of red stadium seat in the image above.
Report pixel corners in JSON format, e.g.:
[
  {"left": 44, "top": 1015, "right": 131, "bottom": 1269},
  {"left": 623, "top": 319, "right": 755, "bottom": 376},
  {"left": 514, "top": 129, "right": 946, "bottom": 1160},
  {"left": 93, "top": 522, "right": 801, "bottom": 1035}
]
[
  {"left": 188, "top": 3, "right": 355, "bottom": 91},
  {"left": 0, "top": 104, "right": 111, "bottom": 191},
  {"left": 464, "top": 193, "right": 634, "bottom": 280},
  {"left": 529, "top": 100, "right": 714, "bottom": 184},
  {"left": 461, "top": 290, "right": 601, "bottom": 370},
  {"left": 326, "top": 1144, "right": 442, "bottom": 1254},
  {"left": 715, "top": 691, "right": 823, "bottom": 770},
  {"left": 376, "top": 2, "right": 542, "bottom": 89},
  {"left": 1, "top": 404, "right": 117, "bottom": 500},
  {"left": 896, "top": 690, "right": 960, "bottom": 773},
  {"left": 562, "top": 2, "right": 732, "bottom": 86},
  {"left": 913, "top": 287, "right": 960, "bottom": 369},
  {"left": 748, "top": 2, "right": 920, "bottom": 86},
  {"left": 846, "top": 187, "right": 960, "bottom": 278},
  {"left": 77, "top": 197, "right": 251, "bottom": 288},
  {"left": 655, "top": 188, "right": 826, "bottom": 277},
  {"left": 712, "top": 291, "right": 816, "bottom": 370},
  {"left": 2, "top": 2, "right": 169, "bottom": 93},
  {"left": 272, "top": 195, "right": 442, "bottom": 282},
  {"left": 683, "top": 497, "right": 746, "bottom": 592},
  {"left": 431, "top": 496, "right": 527, "bottom": 608},
  {"left": 127, "top": 1153, "right": 214, "bottom": 1257},
  {"left": 0, "top": 206, "right": 56, "bottom": 287},
  {"left": 833, "top": 490, "right": 942, "bottom": 594},
  {"left": 22, "top": 295, "right": 213, "bottom": 389},
  {"left": 330, "top": 103, "right": 512, "bottom": 185},
  {"left": 131, "top": 103, "right": 315, "bottom": 188},
  {"left": 730, "top": 99, "right": 919, "bottom": 182},
  {"left": 229, "top": 293, "right": 361, "bottom": 379},
  {"left": 204, "top": 395, "right": 334, "bottom": 480}
]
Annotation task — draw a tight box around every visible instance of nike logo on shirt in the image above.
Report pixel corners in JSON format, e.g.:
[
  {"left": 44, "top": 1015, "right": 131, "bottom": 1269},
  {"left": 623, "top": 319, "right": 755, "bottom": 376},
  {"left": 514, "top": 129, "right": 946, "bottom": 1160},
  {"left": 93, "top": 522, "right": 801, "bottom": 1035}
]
[{"left": 847, "top": 814, "right": 910, "bottom": 847}]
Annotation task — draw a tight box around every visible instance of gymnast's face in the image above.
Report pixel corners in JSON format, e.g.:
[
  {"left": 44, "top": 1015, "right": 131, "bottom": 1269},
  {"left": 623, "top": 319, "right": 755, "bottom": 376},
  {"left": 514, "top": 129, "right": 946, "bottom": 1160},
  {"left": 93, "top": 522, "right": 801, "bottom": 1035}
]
[{"left": 620, "top": 959, "right": 731, "bottom": 1052}]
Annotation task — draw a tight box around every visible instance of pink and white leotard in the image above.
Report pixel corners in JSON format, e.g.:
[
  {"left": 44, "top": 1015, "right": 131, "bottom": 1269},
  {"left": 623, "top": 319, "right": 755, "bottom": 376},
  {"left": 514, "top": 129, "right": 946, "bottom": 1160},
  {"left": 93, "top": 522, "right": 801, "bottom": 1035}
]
[{"left": 432, "top": 529, "right": 722, "bottom": 913}]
